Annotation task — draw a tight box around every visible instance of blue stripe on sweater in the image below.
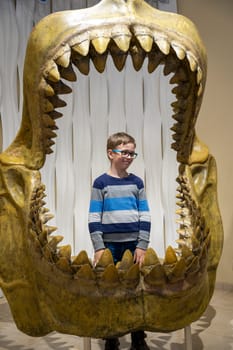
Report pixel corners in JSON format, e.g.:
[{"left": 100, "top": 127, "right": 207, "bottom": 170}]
[
  {"left": 103, "top": 197, "right": 137, "bottom": 211},
  {"left": 89, "top": 200, "right": 103, "bottom": 213},
  {"left": 89, "top": 198, "right": 149, "bottom": 213},
  {"left": 138, "top": 200, "right": 150, "bottom": 211}
]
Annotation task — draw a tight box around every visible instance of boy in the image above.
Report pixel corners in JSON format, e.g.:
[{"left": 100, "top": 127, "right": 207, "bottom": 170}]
[{"left": 88, "top": 132, "right": 151, "bottom": 350}]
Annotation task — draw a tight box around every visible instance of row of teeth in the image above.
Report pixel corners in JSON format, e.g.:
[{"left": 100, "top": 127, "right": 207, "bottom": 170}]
[
  {"left": 46, "top": 25, "right": 203, "bottom": 78},
  {"left": 38, "top": 28, "right": 203, "bottom": 159},
  {"left": 29, "top": 180, "right": 210, "bottom": 293}
]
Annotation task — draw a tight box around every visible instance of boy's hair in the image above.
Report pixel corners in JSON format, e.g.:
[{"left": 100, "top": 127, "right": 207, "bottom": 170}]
[{"left": 107, "top": 132, "right": 136, "bottom": 150}]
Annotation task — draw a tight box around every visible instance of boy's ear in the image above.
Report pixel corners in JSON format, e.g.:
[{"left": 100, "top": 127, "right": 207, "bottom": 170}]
[{"left": 107, "top": 149, "right": 113, "bottom": 160}]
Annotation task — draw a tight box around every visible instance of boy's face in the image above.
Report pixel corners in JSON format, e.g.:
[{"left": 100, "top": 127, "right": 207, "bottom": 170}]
[{"left": 108, "top": 142, "right": 137, "bottom": 171}]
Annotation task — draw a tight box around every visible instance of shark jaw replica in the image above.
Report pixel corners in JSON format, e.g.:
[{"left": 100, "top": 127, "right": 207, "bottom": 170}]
[{"left": 0, "top": 0, "right": 223, "bottom": 339}]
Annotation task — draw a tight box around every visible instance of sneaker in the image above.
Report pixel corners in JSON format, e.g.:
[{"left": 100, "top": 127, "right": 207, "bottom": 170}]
[
  {"left": 130, "top": 331, "right": 150, "bottom": 350},
  {"left": 104, "top": 337, "right": 120, "bottom": 350}
]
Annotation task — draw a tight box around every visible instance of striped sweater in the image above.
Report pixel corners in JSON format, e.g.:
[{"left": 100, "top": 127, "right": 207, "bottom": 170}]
[{"left": 88, "top": 173, "right": 151, "bottom": 252}]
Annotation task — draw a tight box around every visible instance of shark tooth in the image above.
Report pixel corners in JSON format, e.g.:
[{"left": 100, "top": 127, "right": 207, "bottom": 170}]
[
  {"left": 181, "top": 246, "right": 194, "bottom": 266},
  {"left": 38, "top": 230, "right": 48, "bottom": 246},
  {"left": 176, "top": 229, "right": 190, "bottom": 239},
  {"left": 56, "top": 257, "right": 72, "bottom": 273},
  {"left": 42, "top": 245, "right": 53, "bottom": 261},
  {"left": 181, "top": 245, "right": 194, "bottom": 258},
  {"left": 59, "top": 63, "right": 77, "bottom": 81},
  {"left": 172, "top": 82, "right": 190, "bottom": 98},
  {"left": 171, "top": 142, "right": 181, "bottom": 152},
  {"left": 173, "top": 113, "right": 184, "bottom": 123},
  {"left": 171, "top": 42, "right": 186, "bottom": 60},
  {"left": 49, "top": 95, "right": 67, "bottom": 108},
  {"left": 176, "top": 208, "right": 190, "bottom": 216},
  {"left": 46, "top": 148, "right": 54, "bottom": 155},
  {"left": 176, "top": 200, "right": 185, "bottom": 208},
  {"left": 43, "top": 99, "right": 54, "bottom": 113},
  {"left": 72, "top": 54, "right": 90, "bottom": 75},
  {"left": 176, "top": 216, "right": 192, "bottom": 226},
  {"left": 111, "top": 52, "right": 128, "bottom": 71},
  {"left": 142, "top": 248, "right": 160, "bottom": 267},
  {"left": 171, "top": 99, "right": 188, "bottom": 112},
  {"left": 186, "top": 52, "right": 197, "bottom": 72},
  {"left": 49, "top": 110, "right": 63, "bottom": 120},
  {"left": 91, "top": 53, "right": 108, "bottom": 73},
  {"left": 44, "top": 129, "right": 57, "bottom": 140},
  {"left": 100, "top": 264, "right": 120, "bottom": 288},
  {"left": 122, "top": 263, "right": 140, "bottom": 288},
  {"left": 109, "top": 40, "right": 128, "bottom": 71},
  {"left": 137, "top": 34, "right": 153, "bottom": 52},
  {"left": 75, "top": 264, "right": 96, "bottom": 281},
  {"left": 144, "top": 264, "right": 166, "bottom": 286},
  {"left": 55, "top": 44, "right": 71, "bottom": 68},
  {"left": 164, "top": 55, "right": 180, "bottom": 76},
  {"left": 41, "top": 115, "right": 56, "bottom": 128},
  {"left": 58, "top": 245, "right": 71, "bottom": 260},
  {"left": 45, "top": 139, "right": 55, "bottom": 152},
  {"left": 191, "top": 235, "right": 201, "bottom": 253},
  {"left": 42, "top": 82, "right": 55, "bottom": 97},
  {"left": 170, "top": 66, "right": 189, "bottom": 84},
  {"left": 44, "top": 61, "right": 60, "bottom": 82},
  {"left": 172, "top": 133, "right": 181, "bottom": 142},
  {"left": 169, "top": 257, "right": 186, "bottom": 282},
  {"left": 155, "top": 37, "right": 170, "bottom": 55},
  {"left": 147, "top": 50, "right": 164, "bottom": 73},
  {"left": 170, "top": 123, "right": 183, "bottom": 135},
  {"left": 91, "top": 37, "right": 110, "bottom": 54},
  {"left": 43, "top": 225, "right": 57, "bottom": 235},
  {"left": 196, "top": 66, "right": 203, "bottom": 84},
  {"left": 133, "top": 25, "right": 153, "bottom": 52},
  {"left": 95, "top": 249, "right": 114, "bottom": 269},
  {"left": 52, "top": 80, "right": 72, "bottom": 95},
  {"left": 197, "top": 83, "right": 203, "bottom": 97},
  {"left": 72, "top": 40, "right": 90, "bottom": 56},
  {"left": 72, "top": 250, "right": 91, "bottom": 266},
  {"left": 113, "top": 35, "right": 131, "bottom": 52},
  {"left": 176, "top": 238, "right": 188, "bottom": 247},
  {"left": 117, "top": 249, "right": 134, "bottom": 270},
  {"left": 164, "top": 246, "right": 177, "bottom": 265},
  {"left": 111, "top": 24, "right": 131, "bottom": 52},
  {"left": 130, "top": 43, "right": 146, "bottom": 71},
  {"left": 40, "top": 212, "right": 54, "bottom": 224},
  {"left": 48, "top": 235, "right": 63, "bottom": 250}
]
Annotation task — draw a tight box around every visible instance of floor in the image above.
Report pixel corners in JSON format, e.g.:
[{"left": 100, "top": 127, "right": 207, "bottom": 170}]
[{"left": 0, "top": 287, "right": 232, "bottom": 350}]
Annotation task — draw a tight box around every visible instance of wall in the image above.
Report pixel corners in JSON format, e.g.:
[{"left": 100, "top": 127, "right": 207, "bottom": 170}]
[{"left": 177, "top": 0, "right": 233, "bottom": 287}]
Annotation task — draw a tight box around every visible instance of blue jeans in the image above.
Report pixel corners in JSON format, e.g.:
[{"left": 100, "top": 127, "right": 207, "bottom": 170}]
[{"left": 104, "top": 241, "right": 137, "bottom": 264}]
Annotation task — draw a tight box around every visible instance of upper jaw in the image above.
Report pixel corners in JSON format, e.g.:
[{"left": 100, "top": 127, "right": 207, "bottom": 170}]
[{"left": 1, "top": 0, "right": 207, "bottom": 169}]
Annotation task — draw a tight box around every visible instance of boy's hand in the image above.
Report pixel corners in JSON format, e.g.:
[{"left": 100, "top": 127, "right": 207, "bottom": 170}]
[
  {"left": 134, "top": 248, "right": 146, "bottom": 266},
  {"left": 93, "top": 249, "right": 105, "bottom": 266}
]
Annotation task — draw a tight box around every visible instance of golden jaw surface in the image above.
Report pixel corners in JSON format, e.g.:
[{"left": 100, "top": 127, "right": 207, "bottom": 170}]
[{"left": 0, "top": 0, "right": 223, "bottom": 339}]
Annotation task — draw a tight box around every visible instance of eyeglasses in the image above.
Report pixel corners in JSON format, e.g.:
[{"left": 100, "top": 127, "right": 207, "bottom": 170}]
[{"left": 112, "top": 149, "right": 138, "bottom": 159}]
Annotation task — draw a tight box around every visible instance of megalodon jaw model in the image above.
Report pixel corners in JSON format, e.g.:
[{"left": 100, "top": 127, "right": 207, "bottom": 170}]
[{"left": 0, "top": 0, "right": 223, "bottom": 339}]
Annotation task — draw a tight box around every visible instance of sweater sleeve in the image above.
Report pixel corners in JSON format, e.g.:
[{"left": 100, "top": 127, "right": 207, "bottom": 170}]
[
  {"left": 88, "top": 186, "right": 105, "bottom": 252},
  {"left": 137, "top": 186, "right": 151, "bottom": 250}
]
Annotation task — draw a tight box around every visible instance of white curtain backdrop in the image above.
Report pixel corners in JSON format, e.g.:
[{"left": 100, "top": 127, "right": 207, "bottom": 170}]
[{"left": 0, "top": 0, "right": 178, "bottom": 282}]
